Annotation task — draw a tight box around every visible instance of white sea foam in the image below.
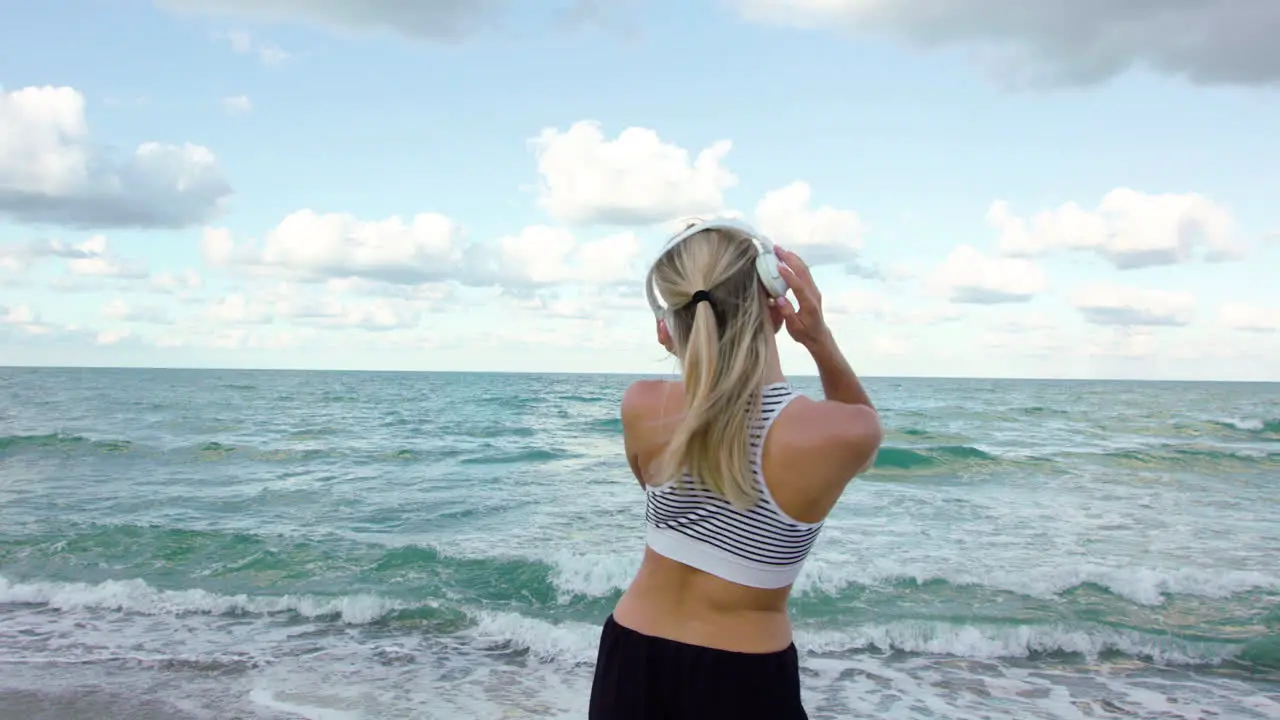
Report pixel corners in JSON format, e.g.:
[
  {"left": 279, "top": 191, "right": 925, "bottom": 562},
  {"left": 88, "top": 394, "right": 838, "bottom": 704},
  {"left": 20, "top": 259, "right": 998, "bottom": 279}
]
[
  {"left": 2, "top": 573, "right": 1261, "bottom": 669},
  {"left": 0, "top": 574, "right": 425, "bottom": 624},
  {"left": 2, "top": 574, "right": 1276, "bottom": 719},
  {"left": 792, "top": 556, "right": 1280, "bottom": 606},
  {"left": 533, "top": 546, "right": 1280, "bottom": 608},
  {"left": 1214, "top": 416, "right": 1268, "bottom": 432}
]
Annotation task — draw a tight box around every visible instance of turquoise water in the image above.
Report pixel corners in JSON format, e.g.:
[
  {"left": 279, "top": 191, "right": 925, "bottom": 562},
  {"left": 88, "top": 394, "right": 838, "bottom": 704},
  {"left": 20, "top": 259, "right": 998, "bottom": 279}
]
[{"left": 0, "top": 367, "right": 1277, "bottom": 719}]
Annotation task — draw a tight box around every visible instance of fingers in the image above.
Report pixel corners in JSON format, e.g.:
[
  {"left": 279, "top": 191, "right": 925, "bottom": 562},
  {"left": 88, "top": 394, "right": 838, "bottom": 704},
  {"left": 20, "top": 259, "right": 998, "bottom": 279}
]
[
  {"left": 774, "top": 296, "right": 803, "bottom": 334},
  {"left": 777, "top": 263, "right": 801, "bottom": 298},
  {"left": 778, "top": 261, "right": 818, "bottom": 310},
  {"left": 778, "top": 262, "right": 801, "bottom": 287},
  {"left": 776, "top": 247, "right": 814, "bottom": 286}
]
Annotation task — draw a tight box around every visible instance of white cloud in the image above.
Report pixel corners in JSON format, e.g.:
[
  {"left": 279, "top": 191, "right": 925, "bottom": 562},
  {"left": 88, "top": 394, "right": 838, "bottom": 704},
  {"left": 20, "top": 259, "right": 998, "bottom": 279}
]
[
  {"left": 221, "top": 95, "right": 253, "bottom": 115},
  {"left": 572, "top": 231, "right": 644, "bottom": 285},
  {"left": 320, "top": 276, "right": 454, "bottom": 306},
  {"left": 223, "top": 29, "right": 253, "bottom": 52},
  {"left": 155, "top": 325, "right": 309, "bottom": 351},
  {"left": 150, "top": 269, "right": 203, "bottom": 294},
  {"left": 215, "top": 30, "right": 290, "bottom": 65},
  {"left": 208, "top": 207, "right": 646, "bottom": 293},
  {"left": 656, "top": 210, "right": 746, "bottom": 238},
  {"left": 826, "top": 289, "right": 890, "bottom": 318},
  {"left": 258, "top": 45, "right": 291, "bottom": 64},
  {"left": 0, "top": 312, "right": 101, "bottom": 345},
  {"left": 871, "top": 334, "right": 907, "bottom": 356},
  {"left": 531, "top": 120, "right": 736, "bottom": 225},
  {"left": 1, "top": 236, "right": 95, "bottom": 273},
  {"left": 318, "top": 298, "right": 421, "bottom": 331},
  {"left": 492, "top": 225, "right": 642, "bottom": 287},
  {"left": 270, "top": 285, "right": 428, "bottom": 331},
  {"left": 66, "top": 238, "right": 148, "bottom": 279},
  {"left": 0, "top": 85, "right": 232, "bottom": 229},
  {"left": 506, "top": 294, "right": 595, "bottom": 320},
  {"left": 503, "top": 284, "right": 649, "bottom": 322},
  {"left": 1072, "top": 284, "right": 1196, "bottom": 327},
  {"left": 728, "top": 0, "right": 1280, "bottom": 87},
  {"left": 95, "top": 329, "right": 133, "bottom": 346},
  {"left": 1218, "top": 302, "right": 1280, "bottom": 333},
  {"left": 900, "top": 305, "right": 966, "bottom": 326},
  {"left": 825, "top": 288, "right": 964, "bottom": 327},
  {"left": 0, "top": 235, "right": 148, "bottom": 279},
  {"left": 1, "top": 87, "right": 89, "bottom": 197},
  {"left": 979, "top": 311, "right": 1070, "bottom": 358},
  {"left": 2, "top": 303, "right": 37, "bottom": 325},
  {"left": 494, "top": 226, "right": 575, "bottom": 285},
  {"left": 988, "top": 312, "right": 1058, "bottom": 335},
  {"left": 203, "top": 209, "right": 468, "bottom": 284},
  {"left": 989, "top": 189, "right": 1242, "bottom": 269},
  {"left": 458, "top": 313, "right": 650, "bottom": 353},
  {"left": 102, "top": 298, "right": 174, "bottom": 324},
  {"left": 933, "top": 244, "right": 1047, "bottom": 304},
  {"left": 885, "top": 263, "right": 916, "bottom": 283},
  {"left": 1083, "top": 328, "right": 1158, "bottom": 358},
  {"left": 754, "top": 181, "right": 870, "bottom": 270},
  {"left": 206, "top": 294, "right": 275, "bottom": 325},
  {"left": 208, "top": 329, "right": 254, "bottom": 350},
  {"left": 199, "top": 282, "right": 438, "bottom": 332},
  {"left": 278, "top": 296, "right": 423, "bottom": 331}
]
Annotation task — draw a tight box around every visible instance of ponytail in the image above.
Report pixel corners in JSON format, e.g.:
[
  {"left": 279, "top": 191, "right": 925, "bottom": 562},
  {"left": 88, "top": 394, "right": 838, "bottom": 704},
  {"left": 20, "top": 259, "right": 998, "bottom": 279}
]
[{"left": 651, "top": 237, "right": 771, "bottom": 509}]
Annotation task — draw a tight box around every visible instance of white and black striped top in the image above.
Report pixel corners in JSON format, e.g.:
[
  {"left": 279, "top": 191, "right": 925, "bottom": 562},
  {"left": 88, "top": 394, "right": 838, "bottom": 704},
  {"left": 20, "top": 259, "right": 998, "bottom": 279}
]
[{"left": 644, "top": 382, "right": 824, "bottom": 589}]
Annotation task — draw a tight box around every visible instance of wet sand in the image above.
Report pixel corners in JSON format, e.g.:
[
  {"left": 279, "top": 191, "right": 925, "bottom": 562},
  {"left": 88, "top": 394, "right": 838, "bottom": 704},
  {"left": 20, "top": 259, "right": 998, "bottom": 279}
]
[{"left": 0, "top": 689, "right": 202, "bottom": 720}]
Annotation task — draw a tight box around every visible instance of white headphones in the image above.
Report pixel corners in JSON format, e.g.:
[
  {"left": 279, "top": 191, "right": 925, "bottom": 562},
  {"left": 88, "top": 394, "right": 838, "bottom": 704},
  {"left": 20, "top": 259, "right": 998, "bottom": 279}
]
[{"left": 645, "top": 218, "right": 789, "bottom": 322}]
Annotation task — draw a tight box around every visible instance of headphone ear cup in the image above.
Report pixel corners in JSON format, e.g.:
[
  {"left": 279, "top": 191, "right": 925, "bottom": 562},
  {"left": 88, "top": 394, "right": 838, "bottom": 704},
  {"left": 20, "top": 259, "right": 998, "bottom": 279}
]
[{"left": 756, "top": 250, "right": 788, "bottom": 298}]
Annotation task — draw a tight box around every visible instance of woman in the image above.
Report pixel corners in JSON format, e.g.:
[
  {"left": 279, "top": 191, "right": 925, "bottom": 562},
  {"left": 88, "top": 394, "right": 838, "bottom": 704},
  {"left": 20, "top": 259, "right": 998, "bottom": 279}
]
[{"left": 589, "top": 219, "right": 883, "bottom": 719}]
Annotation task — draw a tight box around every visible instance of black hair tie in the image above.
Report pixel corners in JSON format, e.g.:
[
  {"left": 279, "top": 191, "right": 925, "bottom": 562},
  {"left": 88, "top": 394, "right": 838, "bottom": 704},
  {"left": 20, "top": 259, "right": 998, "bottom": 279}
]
[{"left": 689, "top": 290, "right": 713, "bottom": 308}]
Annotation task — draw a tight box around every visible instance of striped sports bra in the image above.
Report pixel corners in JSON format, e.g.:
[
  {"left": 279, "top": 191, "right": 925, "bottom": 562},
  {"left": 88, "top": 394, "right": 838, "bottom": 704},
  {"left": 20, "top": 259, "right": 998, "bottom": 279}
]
[{"left": 644, "top": 382, "right": 823, "bottom": 589}]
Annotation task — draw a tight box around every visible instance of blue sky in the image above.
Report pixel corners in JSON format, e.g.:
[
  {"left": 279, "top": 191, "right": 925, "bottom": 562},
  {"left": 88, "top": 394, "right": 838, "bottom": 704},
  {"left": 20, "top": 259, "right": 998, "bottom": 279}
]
[{"left": 2, "top": 0, "right": 1277, "bottom": 380}]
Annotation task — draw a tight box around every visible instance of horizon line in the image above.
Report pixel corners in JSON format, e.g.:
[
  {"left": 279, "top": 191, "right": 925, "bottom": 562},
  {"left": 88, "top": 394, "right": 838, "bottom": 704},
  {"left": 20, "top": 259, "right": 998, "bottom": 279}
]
[{"left": 1, "top": 363, "right": 1276, "bottom": 384}]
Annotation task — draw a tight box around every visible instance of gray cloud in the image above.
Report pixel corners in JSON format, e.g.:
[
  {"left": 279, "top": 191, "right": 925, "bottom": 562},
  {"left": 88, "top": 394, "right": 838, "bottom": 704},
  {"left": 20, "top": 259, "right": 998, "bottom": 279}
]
[
  {"left": 1, "top": 237, "right": 151, "bottom": 284},
  {"left": 1072, "top": 286, "right": 1197, "bottom": 326},
  {"left": 1078, "top": 306, "right": 1190, "bottom": 327},
  {"left": 156, "top": 0, "right": 619, "bottom": 41},
  {"left": 842, "top": 258, "right": 883, "bottom": 281},
  {"left": 0, "top": 151, "right": 232, "bottom": 230},
  {"left": 950, "top": 287, "right": 1035, "bottom": 305},
  {"left": 2, "top": 85, "right": 232, "bottom": 231},
  {"left": 731, "top": 0, "right": 1280, "bottom": 88},
  {"left": 104, "top": 299, "right": 175, "bottom": 325},
  {"left": 1, "top": 238, "right": 97, "bottom": 263}
]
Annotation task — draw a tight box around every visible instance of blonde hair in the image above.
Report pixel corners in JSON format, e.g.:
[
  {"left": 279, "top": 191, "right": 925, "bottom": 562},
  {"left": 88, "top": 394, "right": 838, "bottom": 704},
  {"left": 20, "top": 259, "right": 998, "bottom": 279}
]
[{"left": 648, "top": 223, "right": 772, "bottom": 509}]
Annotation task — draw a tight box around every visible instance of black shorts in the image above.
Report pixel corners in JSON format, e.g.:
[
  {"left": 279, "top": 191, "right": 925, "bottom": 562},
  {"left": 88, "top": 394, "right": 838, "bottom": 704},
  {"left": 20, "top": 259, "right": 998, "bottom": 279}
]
[{"left": 588, "top": 614, "right": 809, "bottom": 719}]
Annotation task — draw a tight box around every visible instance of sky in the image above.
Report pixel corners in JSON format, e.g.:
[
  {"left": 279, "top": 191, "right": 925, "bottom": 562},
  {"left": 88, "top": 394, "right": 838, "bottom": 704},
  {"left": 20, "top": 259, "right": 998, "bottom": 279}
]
[{"left": 1, "top": 0, "right": 1278, "bottom": 381}]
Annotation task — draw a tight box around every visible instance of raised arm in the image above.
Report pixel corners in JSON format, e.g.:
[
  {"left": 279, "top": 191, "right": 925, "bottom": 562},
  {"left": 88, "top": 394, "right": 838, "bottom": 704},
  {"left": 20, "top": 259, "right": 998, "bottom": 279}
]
[{"left": 774, "top": 247, "right": 882, "bottom": 476}]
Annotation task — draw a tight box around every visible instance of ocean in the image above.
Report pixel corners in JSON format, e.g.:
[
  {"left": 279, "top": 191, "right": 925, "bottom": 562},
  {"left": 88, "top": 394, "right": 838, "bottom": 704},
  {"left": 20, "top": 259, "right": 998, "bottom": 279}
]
[{"left": 0, "top": 367, "right": 1276, "bottom": 719}]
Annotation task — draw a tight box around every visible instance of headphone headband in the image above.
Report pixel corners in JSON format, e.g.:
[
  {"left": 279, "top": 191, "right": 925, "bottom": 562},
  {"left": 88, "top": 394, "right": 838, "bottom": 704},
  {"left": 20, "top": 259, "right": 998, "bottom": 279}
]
[
  {"left": 658, "top": 218, "right": 776, "bottom": 256},
  {"left": 646, "top": 218, "right": 789, "bottom": 320}
]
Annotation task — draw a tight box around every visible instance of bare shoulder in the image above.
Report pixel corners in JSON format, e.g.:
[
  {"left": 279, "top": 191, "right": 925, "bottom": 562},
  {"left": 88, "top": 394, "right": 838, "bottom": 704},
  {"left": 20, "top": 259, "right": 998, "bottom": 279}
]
[
  {"left": 622, "top": 378, "right": 675, "bottom": 407},
  {"left": 775, "top": 396, "right": 884, "bottom": 479},
  {"left": 622, "top": 379, "right": 683, "bottom": 423},
  {"left": 620, "top": 380, "right": 685, "bottom": 480}
]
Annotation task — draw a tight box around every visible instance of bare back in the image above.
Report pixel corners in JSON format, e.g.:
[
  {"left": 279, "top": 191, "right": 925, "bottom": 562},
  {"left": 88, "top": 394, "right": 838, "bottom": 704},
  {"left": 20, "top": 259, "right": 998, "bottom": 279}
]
[{"left": 612, "top": 379, "right": 879, "bottom": 653}]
